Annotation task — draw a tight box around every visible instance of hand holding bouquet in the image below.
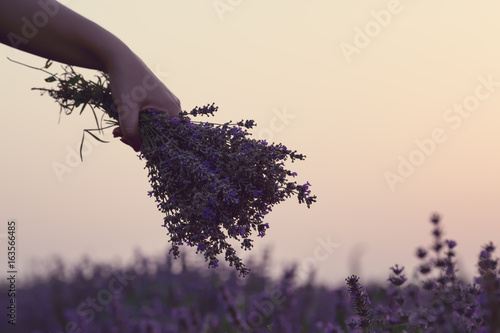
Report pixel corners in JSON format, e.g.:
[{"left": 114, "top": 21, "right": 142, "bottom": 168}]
[{"left": 33, "top": 61, "right": 317, "bottom": 276}]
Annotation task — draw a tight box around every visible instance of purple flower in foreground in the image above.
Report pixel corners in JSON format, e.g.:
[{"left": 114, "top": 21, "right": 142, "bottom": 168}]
[
  {"left": 388, "top": 274, "right": 407, "bottom": 287},
  {"left": 390, "top": 264, "right": 405, "bottom": 275},
  {"left": 416, "top": 247, "right": 428, "bottom": 259},
  {"left": 346, "top": 275, "right": 373, "bottom": 329},
  {"left": 431, "top": 213, "right": 440, "bottom": 225},
  {"left": 419, "top": 264, "right": 431, "bottom": 275},
  {"left": 446, "top": 239, "right": 457, "bottom": 249}
]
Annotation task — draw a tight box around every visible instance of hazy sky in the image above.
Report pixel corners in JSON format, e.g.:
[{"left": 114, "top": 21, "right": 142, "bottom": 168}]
[{"left": 1, "top": 0, "right": 500, "bottom": 287}]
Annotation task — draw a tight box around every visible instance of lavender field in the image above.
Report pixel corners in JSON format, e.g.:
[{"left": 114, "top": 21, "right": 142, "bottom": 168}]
[
  {"left": 2, "top": 214, "right": 499, "bottom": 333},
  {"left": 3, "top": 1, "right": 500, "bottom": 332}
]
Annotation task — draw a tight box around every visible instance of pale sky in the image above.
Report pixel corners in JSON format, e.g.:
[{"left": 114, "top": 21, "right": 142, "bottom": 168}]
[{"left": 1, "top": 0, "right": 500, "bottom": 287}]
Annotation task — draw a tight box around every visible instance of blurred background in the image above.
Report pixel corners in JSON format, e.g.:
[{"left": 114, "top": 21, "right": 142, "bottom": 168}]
[{"left": 1, "top": 0, "right": 499, "bottom": 288}]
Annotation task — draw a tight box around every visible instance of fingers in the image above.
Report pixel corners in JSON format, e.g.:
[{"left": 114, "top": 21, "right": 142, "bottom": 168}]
[
  {"left": 118, "top": 114, "right": 142, "bottom": 152},
  {"left": 112, "top": 107, "right": 142, "bottom": 152},
  {"left": 113, "top": 126, "right": 134, "bottom": 147},
  {"left": 113, "top": 101, "right": 182, "bottom": 152},
  {"left": 112, "top": 126, "right": 123, "bottom": 138},
  {"left": 108, "top": 66, "right": 181, "bottom": 152}
]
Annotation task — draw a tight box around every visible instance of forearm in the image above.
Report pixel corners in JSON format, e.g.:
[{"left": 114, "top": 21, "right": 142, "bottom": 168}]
[
  {"left": 0, "top": 0, "right": 182, "bottom": 152},
  {"left": 0, "top": 0, "right": 131, "bottom": 72}
]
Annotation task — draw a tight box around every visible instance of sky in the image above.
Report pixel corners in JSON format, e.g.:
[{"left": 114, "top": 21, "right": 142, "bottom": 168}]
[{"left": 1, "top": 0, "right": 500, "bottom": 288}]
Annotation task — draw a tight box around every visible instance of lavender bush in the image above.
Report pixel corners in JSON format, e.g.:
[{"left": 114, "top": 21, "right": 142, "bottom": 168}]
[
  {"left": 1, "top": 213, "right": 499, "bottom": 332},
  {"left": 343, "top": 214, "right": 500, "bottom": 333},
  {"left": 26, "top": 60, "right": 317, "bottom": 276}
]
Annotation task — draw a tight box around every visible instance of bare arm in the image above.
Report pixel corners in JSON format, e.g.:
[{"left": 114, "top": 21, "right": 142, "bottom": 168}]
[{"left": 0, "top": 0, "right": 181, "bottom": 151}]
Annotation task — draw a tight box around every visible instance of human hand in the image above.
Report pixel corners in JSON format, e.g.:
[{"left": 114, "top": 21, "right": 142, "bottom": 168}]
[
  {"left": 0, "top": 0, "right": 181, "bottom": 152},
  {"left": 109, "top": 54, "right": 181, "bottom": 152}
]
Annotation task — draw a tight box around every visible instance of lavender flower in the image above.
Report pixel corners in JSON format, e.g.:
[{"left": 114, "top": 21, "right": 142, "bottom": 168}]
[
  {"left": 137, "top": 106, "right": 317, "bottom": 276},
  {"left": 33, "top": 63, "right": 317, "bottom": 276},
  {"left": 388, "top": 274, "right": 407, "bottom": 287},
  {"left": 345, "top": 275, "right": 373, "bottom": 330},
  {"left": 475, "top": 242, "right": 500, "bottom": 330},
  {"left": 4, "top": 212, "right": 500, "bottom": 332},
  {"left": 416, "top": 247, "right": 428, "bottom": 259}
]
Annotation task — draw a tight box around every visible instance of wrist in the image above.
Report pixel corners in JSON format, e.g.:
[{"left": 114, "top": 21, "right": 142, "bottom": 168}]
[{"left": 94, "top": 36, "right": 136, "bottom": 74}]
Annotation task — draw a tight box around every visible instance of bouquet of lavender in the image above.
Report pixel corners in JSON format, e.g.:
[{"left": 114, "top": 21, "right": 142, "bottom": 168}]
[{"left": 31, "top": 60, "right": 316, "bottom": 276}]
